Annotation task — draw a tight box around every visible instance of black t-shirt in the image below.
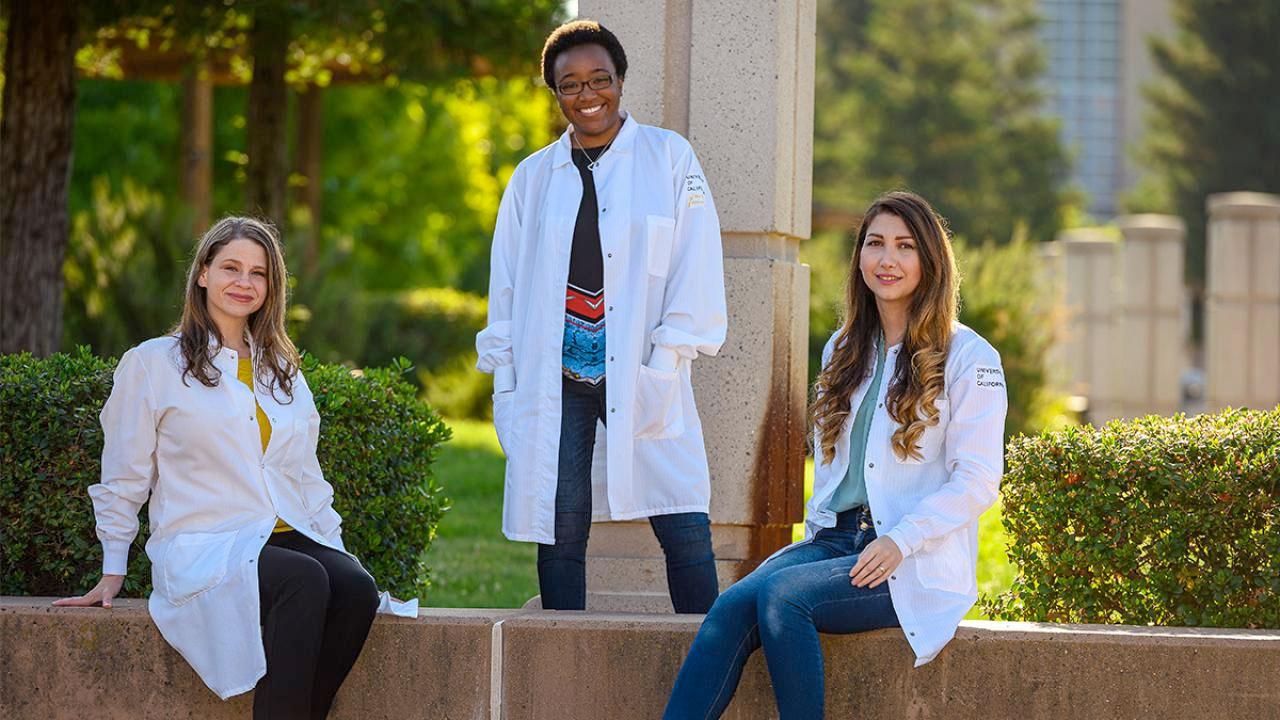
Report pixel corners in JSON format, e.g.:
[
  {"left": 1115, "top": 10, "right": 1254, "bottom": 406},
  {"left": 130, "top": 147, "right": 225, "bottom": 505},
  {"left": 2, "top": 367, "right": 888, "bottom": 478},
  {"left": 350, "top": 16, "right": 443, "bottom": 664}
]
[{"left": 562, "top": 146, "right": 607, "bottom": 395}]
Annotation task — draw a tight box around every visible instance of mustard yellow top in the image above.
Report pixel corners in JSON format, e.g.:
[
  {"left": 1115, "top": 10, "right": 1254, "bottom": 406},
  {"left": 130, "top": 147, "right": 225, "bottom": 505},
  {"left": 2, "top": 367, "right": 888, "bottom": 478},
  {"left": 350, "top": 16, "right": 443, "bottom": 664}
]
[{"left": 237, "top": 359, "right": 292, "bottom": 533}]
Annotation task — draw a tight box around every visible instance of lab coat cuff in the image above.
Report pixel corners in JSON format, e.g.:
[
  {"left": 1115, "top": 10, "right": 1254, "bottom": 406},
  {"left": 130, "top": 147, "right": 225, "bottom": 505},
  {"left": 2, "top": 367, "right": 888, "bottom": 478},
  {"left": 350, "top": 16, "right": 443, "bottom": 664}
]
[
  {"left": 648, "top": 346, "right": 680, "bottom": 372},
  {"left": 102, "top": 540, "right": 131, "bottom": 576},
  {"left": 493, "top": 365, "right": 516, "bottom": 393},
  {"left": 885, "top": 527, "right": 918, "bottom": 560}
]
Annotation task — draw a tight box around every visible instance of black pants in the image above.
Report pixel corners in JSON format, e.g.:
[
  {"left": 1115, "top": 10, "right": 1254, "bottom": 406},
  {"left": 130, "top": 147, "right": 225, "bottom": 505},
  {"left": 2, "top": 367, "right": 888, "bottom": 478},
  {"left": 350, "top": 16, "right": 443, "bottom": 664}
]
[{"left": 254, "top": 530, "right": 379, "bottom": 719}]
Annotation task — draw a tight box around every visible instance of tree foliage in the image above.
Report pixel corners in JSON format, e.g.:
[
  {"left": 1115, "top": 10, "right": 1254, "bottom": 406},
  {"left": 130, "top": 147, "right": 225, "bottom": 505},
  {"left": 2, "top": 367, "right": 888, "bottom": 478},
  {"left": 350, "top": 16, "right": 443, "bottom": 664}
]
[
  {"left": 814, "top": 0, "right": 1075, "bottom": 245},
  {"left": 1129, "top": 0, "right": 1280, "bottom": 291}
]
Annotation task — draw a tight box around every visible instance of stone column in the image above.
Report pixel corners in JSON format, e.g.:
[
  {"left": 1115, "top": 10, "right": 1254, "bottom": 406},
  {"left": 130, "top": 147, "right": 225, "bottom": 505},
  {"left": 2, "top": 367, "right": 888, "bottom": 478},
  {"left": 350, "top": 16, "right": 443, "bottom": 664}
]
[
  {"left": 1057, "top": 229, "right": 1120, "bottom": 424},
  {"left": 1113, "top": 215, "right": 1186, "bottom": 418},
  {"left": 1205, "top": 193, "right": 1280, "bottom": 411},
  {"left": 575, "top": 0, "right": 814, "bottom": 612}
]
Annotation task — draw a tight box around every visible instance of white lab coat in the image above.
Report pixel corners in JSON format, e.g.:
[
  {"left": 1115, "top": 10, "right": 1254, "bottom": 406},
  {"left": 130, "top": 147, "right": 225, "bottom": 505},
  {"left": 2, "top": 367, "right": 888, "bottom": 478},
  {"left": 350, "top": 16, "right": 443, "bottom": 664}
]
[
  {"left": 781, "top": 323, "right": 1007, "bottom": 666},
  {"left": 476, "top": 113, "right": 728, "bottom": 544},
  {"left": 90, "top": 335, "right": 415, "bottom": 700}
]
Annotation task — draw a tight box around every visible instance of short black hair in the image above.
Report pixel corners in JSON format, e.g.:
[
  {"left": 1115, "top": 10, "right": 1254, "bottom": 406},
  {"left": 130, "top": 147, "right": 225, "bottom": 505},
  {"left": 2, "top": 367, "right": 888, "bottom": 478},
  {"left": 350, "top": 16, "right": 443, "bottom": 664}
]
[{"left": 541, "top": 20, "right": 628, "bottom": 90}]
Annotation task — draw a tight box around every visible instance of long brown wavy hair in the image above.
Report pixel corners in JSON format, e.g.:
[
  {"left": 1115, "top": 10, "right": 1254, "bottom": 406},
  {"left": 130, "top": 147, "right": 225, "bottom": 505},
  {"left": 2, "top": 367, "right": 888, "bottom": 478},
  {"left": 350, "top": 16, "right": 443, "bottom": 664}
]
[
  {"left": 174, "top": 216, "right": 299, "bottom": 400},
  {"left": 812, "top": 191, "right": 958, "bottom": 463}
]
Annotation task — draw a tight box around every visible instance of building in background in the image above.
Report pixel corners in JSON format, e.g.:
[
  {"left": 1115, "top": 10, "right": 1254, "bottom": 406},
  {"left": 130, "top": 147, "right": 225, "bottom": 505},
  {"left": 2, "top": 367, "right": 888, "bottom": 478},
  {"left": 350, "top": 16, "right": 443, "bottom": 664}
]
[{"left": 1038, "top": 0, "right": 1175, "bottom": 218}]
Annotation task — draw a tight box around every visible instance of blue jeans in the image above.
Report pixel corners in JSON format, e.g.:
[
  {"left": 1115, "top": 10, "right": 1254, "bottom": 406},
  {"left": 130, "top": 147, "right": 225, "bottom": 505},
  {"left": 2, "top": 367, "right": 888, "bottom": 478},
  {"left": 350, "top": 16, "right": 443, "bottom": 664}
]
[
  {"left": 537, "top": 381, "right": 719, "bottom": 613},
  {"left": 663, "top": 507, "right": 901, "bottom": 719}
]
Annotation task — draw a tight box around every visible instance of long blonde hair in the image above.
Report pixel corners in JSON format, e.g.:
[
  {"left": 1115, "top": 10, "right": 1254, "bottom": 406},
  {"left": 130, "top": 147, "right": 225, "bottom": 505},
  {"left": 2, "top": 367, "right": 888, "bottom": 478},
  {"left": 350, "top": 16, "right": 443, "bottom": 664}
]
[
  {"left": 812, "top": 191, "right": 958, "bottom": 463},
  {"left": 174, "top": 216, "right": 299, "bottom": 400}
]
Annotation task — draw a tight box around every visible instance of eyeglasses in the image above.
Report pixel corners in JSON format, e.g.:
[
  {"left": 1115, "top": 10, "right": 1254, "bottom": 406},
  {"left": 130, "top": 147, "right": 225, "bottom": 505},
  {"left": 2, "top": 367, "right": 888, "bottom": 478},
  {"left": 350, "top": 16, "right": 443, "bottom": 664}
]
[{"left": 556, "top": 74, "right": 614, "bottom": 96}]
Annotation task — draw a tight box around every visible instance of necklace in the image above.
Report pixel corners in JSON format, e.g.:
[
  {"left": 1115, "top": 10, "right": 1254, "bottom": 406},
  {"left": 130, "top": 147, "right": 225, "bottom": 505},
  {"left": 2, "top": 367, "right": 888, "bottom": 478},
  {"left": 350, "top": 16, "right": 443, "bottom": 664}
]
[{"left": 574, "top": 134, "right": 615, "bottom": 171}]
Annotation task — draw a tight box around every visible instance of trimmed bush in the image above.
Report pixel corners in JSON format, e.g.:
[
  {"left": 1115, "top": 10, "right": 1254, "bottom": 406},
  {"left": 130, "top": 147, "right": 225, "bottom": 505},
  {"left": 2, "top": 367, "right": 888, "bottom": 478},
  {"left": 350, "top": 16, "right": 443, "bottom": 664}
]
[
  {"left": 0, "top": 348, "right": 450, "bottom": 600},
  {"left": 985, "top": 408, "right": 1280, "bottom": 628}
]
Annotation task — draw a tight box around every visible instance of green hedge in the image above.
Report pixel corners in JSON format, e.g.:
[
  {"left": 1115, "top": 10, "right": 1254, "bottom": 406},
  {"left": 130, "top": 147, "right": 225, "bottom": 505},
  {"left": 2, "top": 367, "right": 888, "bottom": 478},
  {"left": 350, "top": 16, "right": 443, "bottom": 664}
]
[
  {"left": 986, "top": 409, "right": 1280, "bottom": 628},
  {"left": 0, "top": 348, "right": 450, "bottom": 600}
]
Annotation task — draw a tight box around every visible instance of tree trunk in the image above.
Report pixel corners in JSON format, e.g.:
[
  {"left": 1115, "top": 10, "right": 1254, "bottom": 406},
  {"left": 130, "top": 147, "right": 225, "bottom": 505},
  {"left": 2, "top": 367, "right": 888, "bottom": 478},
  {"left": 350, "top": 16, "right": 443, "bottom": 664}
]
[
  {"left": 179, "top": 59, "right": 214, "bottom": 237},
  {"left": 293, "top": 86, "right": 323, "bottom": 275},
  {"left": 244, "top": 9, "right": 291, "bottom": 225},
  {"left": 0, "top": 0, "right": 79, "bottom": 356}
]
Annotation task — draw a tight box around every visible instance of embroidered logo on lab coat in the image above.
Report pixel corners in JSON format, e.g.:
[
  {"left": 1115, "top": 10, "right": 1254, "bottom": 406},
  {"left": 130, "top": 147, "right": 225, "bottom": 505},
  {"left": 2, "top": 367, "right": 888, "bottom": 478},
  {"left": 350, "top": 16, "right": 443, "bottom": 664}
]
[
  {"left": 975, "top": 365, "right": 1004, "bottom": 389},
  {"left": 684, "top": 174, "right": 707, "bottom": 208}
]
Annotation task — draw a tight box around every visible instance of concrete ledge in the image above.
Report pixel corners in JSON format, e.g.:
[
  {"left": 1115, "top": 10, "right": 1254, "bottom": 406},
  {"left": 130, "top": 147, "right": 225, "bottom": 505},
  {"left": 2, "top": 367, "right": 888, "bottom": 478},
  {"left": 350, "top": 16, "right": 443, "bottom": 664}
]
[
  {"left": 0, "top": 598, "right": 516, "bottom": 720},
  {"left": 3, "top": 597, "right": 1278, "bottom": 719}
]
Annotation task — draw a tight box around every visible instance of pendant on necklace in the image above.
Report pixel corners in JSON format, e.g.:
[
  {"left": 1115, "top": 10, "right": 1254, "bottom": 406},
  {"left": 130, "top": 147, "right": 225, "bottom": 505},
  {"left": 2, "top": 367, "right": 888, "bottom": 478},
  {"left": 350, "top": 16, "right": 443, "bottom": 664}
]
[{"left": 588, "top": 160, "right": 601, "bottom": 171}]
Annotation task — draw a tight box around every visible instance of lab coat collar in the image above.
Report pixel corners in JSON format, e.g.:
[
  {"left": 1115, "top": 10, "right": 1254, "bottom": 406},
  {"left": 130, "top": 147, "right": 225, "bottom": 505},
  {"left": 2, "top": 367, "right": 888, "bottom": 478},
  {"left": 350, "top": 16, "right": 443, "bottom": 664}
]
[
  {"left": 552, "top": 110, "right": 639, "bottom": 168},
  {"left": 202, "top": 326, "right": 259, "bottom": 367}
]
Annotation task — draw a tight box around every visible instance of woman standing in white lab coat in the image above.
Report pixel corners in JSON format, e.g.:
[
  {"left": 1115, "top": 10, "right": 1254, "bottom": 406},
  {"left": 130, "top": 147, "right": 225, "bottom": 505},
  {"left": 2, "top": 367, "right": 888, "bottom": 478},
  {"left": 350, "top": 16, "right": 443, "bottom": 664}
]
[
  {"left": 664, "top": 191, "right": 1008, "bottom": 718},
  {"left": 476, "top": 20, "right": 728, "bottom": 612},
  {"left": 55, "top": 217, "right": 393, "bottom": 719}
]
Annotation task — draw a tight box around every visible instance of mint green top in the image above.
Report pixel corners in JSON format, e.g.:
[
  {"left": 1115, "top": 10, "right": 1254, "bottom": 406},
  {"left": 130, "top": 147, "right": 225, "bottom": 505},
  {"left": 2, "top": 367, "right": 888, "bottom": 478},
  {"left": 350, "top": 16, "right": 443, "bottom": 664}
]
[{"left": 828, "top": 334, "right": 888, "bottom": 513}]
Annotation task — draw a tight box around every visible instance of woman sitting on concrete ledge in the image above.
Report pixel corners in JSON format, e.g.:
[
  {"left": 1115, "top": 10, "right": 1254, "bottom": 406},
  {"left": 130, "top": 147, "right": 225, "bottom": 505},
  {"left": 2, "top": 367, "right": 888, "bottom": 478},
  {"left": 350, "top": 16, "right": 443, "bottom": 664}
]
[
  {"left": 55, "top": 216, "right": 415, "bottom": 719},
  {"left": 663, "top": 191, "right": 1008, "bottom": 719}
]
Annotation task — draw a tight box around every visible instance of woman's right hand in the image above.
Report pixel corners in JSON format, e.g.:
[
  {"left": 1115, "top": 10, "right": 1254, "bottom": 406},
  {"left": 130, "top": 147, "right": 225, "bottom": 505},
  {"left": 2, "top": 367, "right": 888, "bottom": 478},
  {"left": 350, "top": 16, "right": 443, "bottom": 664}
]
[{"left": 52, "top": 574, "right": 125, "bottom": 609}]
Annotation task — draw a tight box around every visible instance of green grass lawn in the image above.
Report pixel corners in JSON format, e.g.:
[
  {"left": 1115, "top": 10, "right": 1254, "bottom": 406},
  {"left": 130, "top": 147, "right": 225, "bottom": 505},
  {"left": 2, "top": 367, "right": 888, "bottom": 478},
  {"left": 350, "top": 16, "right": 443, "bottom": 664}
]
[
  {"left": 422, "top": 417, "right": 539, "bottom": 608},
  {"left": 424, "top": 417, "right": 1015, "bottom": 617}
]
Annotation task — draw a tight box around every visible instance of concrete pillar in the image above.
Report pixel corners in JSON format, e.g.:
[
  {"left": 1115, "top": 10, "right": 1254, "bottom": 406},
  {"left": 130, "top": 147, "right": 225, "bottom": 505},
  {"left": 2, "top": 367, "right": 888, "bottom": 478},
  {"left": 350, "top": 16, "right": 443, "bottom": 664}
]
[
  {"left": 1205, "top": 193, "right": 1280, "bottom": 411},
  {"left": 1057, "top": 229, "right": 1120, "bottom": 424},
  {"left": 1113, "top": 215, "right": 1186, "bottom": 418},
  {"left": 575, "top": 0, "right": 814, "bottom": 612}
]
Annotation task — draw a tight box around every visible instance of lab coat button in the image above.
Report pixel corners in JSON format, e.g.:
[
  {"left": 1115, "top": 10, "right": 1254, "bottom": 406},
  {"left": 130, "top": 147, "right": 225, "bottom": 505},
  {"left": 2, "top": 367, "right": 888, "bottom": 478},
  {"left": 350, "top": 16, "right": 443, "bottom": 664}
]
[
  {"left": 868, "top": 462, "right": 874, "bottom": 469},
  {"left": 875, "top": 520, "right": 882, "bottom": 526},
  {"left": 610, "top": 407, "right": 616, "bottom": 413},
  {"left": 890, "top": 575, "right": 897, "bottom": 581}
]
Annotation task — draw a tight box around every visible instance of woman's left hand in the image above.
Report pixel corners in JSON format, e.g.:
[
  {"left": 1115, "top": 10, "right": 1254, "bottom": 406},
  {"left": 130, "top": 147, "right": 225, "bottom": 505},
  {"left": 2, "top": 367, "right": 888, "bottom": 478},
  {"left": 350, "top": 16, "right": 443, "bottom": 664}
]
[{"left": 849, "top": 536, "right": 903, "bottom": 588}]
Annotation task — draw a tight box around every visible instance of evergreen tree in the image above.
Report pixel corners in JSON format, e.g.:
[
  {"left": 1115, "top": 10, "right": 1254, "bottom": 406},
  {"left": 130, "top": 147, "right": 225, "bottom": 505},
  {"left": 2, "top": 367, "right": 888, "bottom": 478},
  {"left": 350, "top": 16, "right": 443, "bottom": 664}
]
[
  {"left": 1132, "top": 0, "right": 1280, "bottom": 294},
  {"left": 814, "top": 0, "right": 1074, "bottom": 245}
]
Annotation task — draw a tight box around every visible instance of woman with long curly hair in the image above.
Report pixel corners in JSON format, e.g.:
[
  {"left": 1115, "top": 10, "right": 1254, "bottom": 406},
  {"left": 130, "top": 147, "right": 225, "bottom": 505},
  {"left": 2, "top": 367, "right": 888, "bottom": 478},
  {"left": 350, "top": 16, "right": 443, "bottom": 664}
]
[{"left": 664, "top": 191, "right": 1008, "bottom": 719}]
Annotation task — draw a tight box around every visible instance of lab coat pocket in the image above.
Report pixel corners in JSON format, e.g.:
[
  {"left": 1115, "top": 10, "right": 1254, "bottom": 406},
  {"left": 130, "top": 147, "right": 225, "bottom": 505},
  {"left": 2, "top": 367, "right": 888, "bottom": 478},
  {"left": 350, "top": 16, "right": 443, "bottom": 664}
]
[
  {"left": 915, "top": 531, "right": 974, "bottom": 594},
  {"left": 634, "top": 364, "right": 684, "bottom": 440},
  {"left": 162, "top": 531, "right": 235, "bottom": 607},
  {"left": 307, "top": 506, "right": 343, "bottom": 543},
  {"left": 288, "top": 415, "right": 320, "bottom": 469},
  {"left": 645, "top": 215, "right": 676, "bottom": 278},
  {"left": 493, "top": 390, "right": 518, "bottom": 457}
]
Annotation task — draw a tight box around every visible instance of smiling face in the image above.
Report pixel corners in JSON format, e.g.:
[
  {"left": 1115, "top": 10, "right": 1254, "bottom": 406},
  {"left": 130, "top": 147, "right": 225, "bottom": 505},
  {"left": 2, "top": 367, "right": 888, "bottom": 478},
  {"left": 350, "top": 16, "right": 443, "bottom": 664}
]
[
  {"left": 553, "top": 43, "right": 624, "bottom": 147},
  {"left": 198, "top": 237, "right": 269, "bottom": 333},
  {"left": 859, "top": 211, "right": 923, "bottom": 309}
]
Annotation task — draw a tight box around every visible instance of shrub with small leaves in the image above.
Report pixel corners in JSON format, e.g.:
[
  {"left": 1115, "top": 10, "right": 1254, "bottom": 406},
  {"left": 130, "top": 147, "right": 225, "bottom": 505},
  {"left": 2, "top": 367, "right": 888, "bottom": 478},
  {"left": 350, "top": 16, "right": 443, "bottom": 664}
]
[
  {"left": 1, "top": 348, "right": 450, "bottom": 600},
  {"left": 984, "top": 408, "right": 1280, "bottom": 628}
]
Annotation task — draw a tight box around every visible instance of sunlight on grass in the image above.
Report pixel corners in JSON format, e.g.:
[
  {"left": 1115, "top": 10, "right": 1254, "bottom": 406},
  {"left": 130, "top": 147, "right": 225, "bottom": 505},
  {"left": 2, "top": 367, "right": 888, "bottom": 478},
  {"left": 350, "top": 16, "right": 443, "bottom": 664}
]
[{"left": 423, "top": 417, "right": 538, "bottom": 608}]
